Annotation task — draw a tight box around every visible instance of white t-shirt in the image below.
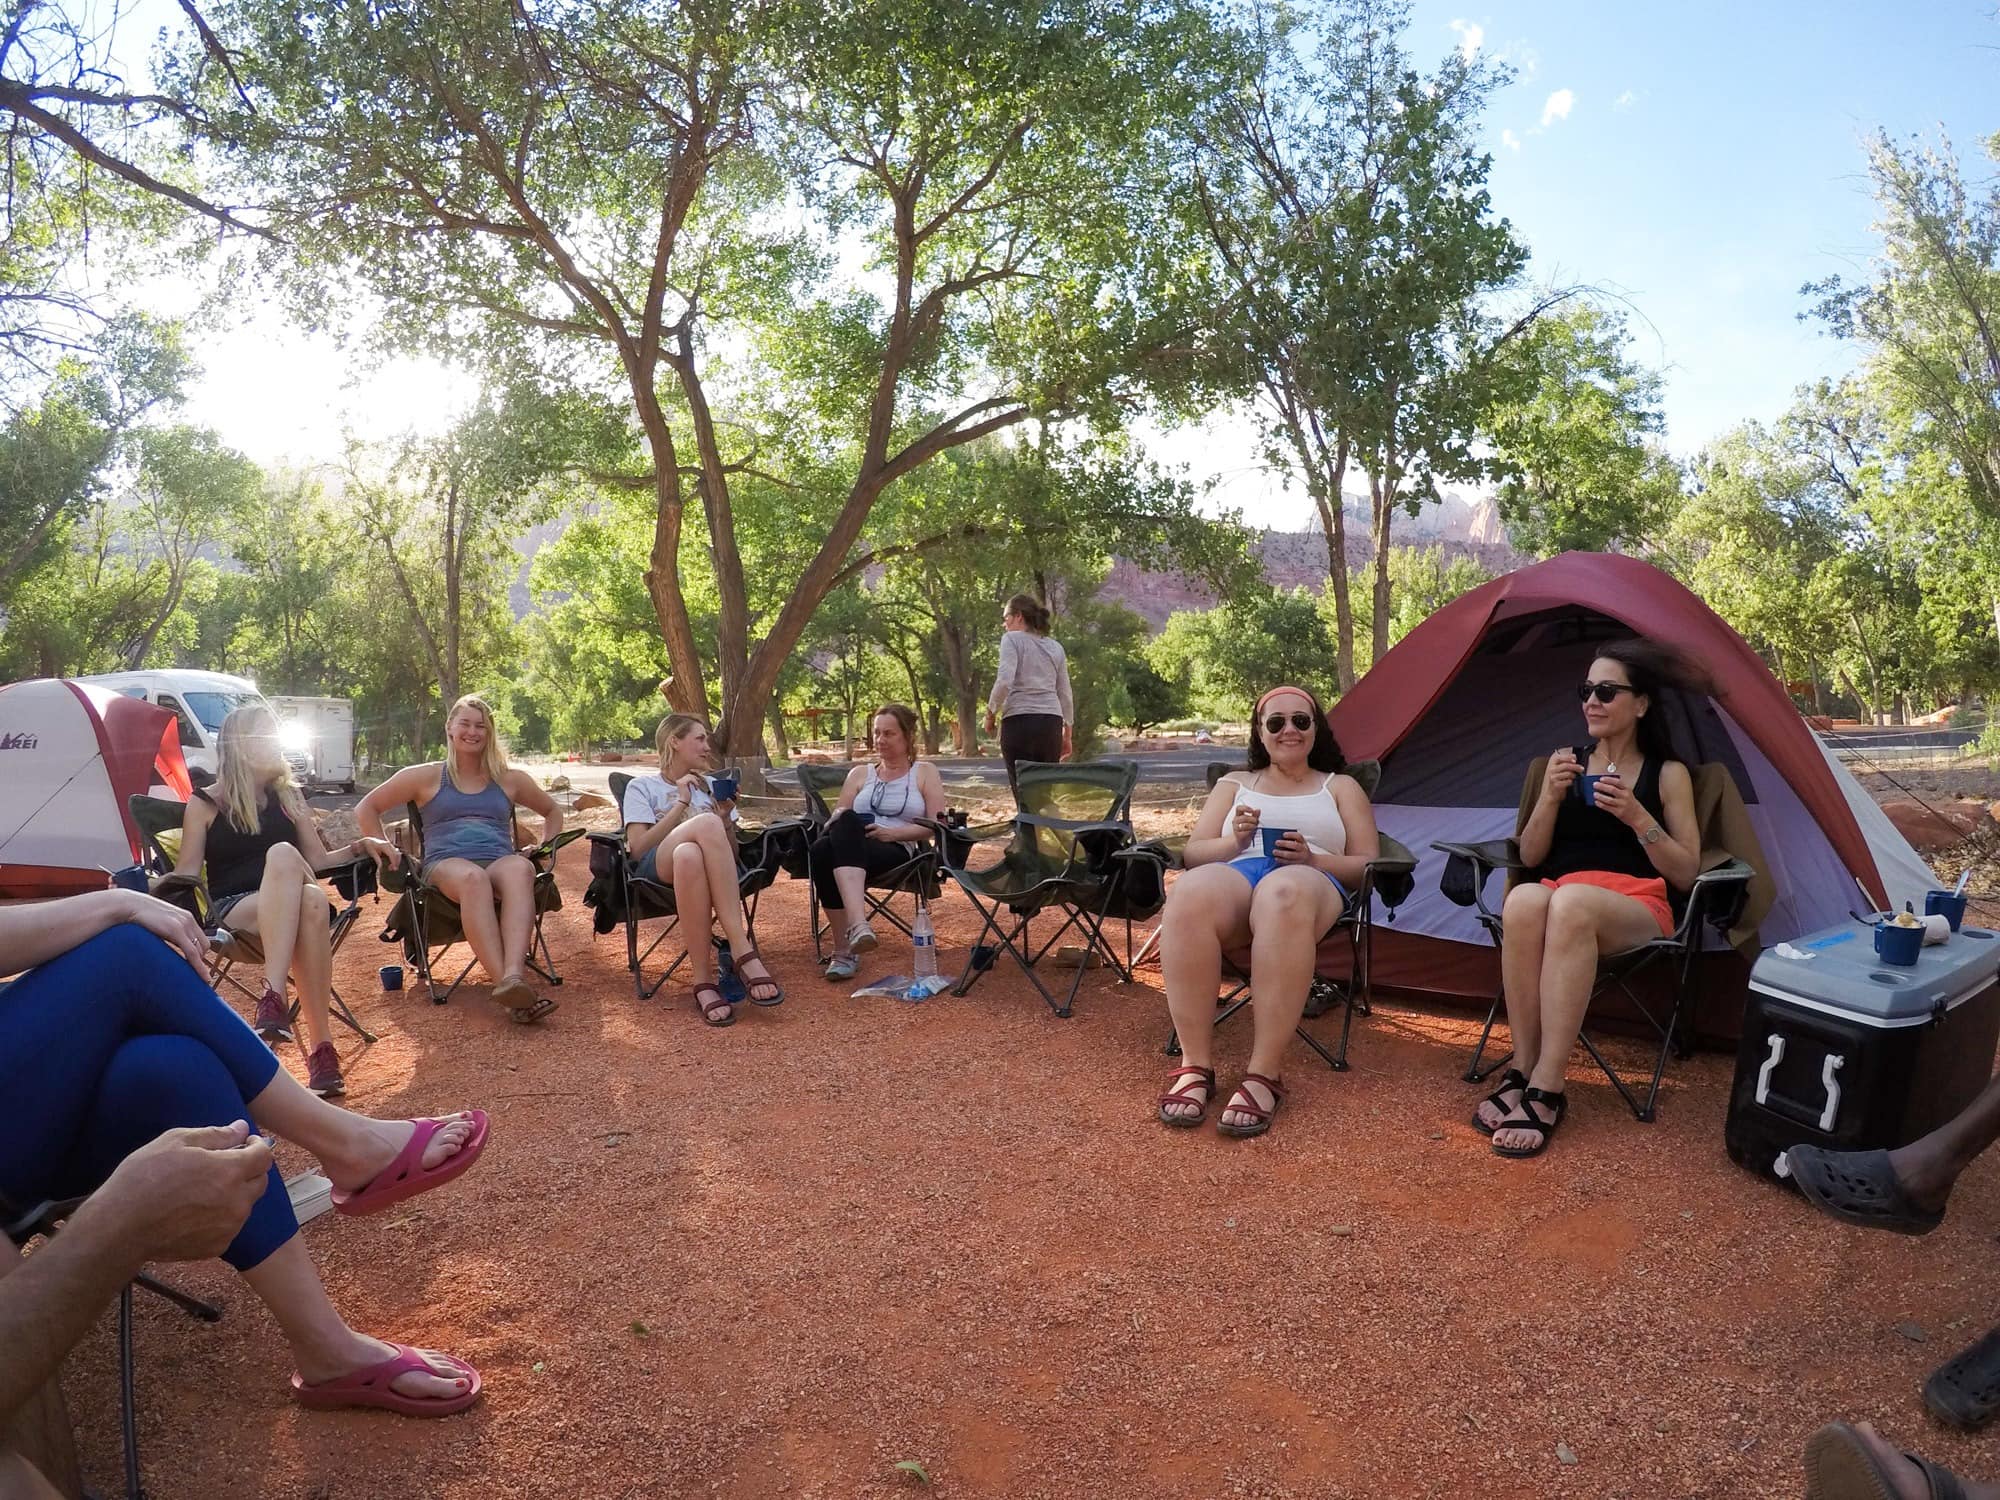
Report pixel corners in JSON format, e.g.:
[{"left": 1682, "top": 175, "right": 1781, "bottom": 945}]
[{"left": 621, "top": 772, "right": 738, "bottom": 828}]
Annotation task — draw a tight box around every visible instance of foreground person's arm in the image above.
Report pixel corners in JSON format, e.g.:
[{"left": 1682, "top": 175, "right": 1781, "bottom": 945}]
[
  {"left": 0, "top": 891, "right": 209, "bottom": 978},
  {"left": 0, "top": 1125, "right": 271, "bottom": 1422}
]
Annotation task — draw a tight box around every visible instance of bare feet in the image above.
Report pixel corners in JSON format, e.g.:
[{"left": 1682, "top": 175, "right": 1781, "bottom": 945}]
[
  {"left": 1475, "top": 1081, "right": 1525, "bottom": 1132},
  {"left": 296, "top": 1333, "right": 475, "bottom": 1404},
  {"left": 321, "top": 1114, "right": 479, "bottom": 1196},
  {"left": 1805, "top": 1420, "right": 1997, "bottom": 1500},
  {"left": 1219, "top": 1077, "right": 1277, "bottom": 1132},
  {"left": 1160, "top": 1069, "right": 1212, "bottom": 1123}
]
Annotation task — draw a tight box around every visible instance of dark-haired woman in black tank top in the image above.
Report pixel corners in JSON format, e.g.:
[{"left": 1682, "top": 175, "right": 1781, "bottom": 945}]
[{"left": 1476, "top": 642, "right": 1703, "bottom": 1159}]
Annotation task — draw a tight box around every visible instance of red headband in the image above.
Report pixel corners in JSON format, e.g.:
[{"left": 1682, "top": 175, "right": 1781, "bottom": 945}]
[{"left": 1255, "top": 685, "right": 1321, "bottom": 718}]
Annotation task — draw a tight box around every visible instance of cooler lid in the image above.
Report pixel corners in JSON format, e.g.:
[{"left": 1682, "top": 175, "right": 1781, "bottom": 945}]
[{"left": 1748, "top": 918, "right": 2000, "bottom": 1024}]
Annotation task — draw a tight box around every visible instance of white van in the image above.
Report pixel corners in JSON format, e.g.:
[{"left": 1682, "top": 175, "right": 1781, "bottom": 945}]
[{"left": 73, "top": 669, "right": 310, "bottom": 783}]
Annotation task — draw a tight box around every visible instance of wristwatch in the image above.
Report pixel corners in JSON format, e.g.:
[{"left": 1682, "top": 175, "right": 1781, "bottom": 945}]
[{"left": 1638, "top": 822, "right": 1664, "bottom": 846}]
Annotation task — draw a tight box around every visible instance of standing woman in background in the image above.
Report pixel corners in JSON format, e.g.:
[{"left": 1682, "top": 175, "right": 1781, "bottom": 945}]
[{"left": 983, "top": 593, "right": 1074, "bottom": 786}]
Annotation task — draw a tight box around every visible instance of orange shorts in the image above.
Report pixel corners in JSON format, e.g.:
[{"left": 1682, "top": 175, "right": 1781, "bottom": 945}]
[{"left": 1538, "top": 871, "right": 1674, "bottom": 938}]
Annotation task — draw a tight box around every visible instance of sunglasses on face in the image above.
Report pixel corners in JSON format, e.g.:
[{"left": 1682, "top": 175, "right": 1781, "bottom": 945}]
[
  {"left": 1263, "top": 711, "right": 1314, "bottom": 734},
  {"left": 1577, "top": 681, "right": 1637, "bottom": 705}
]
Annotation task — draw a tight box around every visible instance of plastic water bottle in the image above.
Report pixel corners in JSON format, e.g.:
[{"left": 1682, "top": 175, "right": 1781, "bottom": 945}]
[{"left": 912, "top": 898, "right": 938, "bottom": 982}]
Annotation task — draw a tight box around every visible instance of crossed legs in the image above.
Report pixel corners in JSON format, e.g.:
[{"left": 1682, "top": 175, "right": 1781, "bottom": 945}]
[{"left": 223, "top": 843, "right": 335, "bottom": 1052}]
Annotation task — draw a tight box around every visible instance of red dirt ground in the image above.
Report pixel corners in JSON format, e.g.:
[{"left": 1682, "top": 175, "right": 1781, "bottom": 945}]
[{"left": 55, "top": 840, "right": 2000, "bottom": 1499}]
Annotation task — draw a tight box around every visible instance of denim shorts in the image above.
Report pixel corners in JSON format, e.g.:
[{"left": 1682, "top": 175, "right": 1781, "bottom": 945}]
[{"left": 1226, "top": 856, "right": 1351, "bottom": 904}]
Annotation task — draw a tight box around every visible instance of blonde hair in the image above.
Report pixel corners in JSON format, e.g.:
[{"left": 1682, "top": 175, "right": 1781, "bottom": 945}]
[
  {"left": 215, "top": 706, "right": 308, "bottom": 835},
  {"left": 443, "top": 694, "right": 511, "bottom": 791},
  {"left": 655, "top": 712, "right": 706, "bottom": 766}
]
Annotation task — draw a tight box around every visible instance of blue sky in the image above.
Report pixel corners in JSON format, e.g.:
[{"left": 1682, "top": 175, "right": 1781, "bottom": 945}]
[{"left": 111, "top": 1, "right": 2000, "bottom": 530}]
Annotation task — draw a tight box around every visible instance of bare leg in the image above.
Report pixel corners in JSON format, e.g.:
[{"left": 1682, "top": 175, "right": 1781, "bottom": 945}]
[
  {"left": 1222, "top": 870, "right": 1345, "bottom": 1130},
  {"left": 253, "top": 843, "right": 314, "bottom": 999},
  {"left": 286, "top": 882, "right": 334, "bottom": 1052},
  {"left": 0, "top": 1450, "right": 64, "bottom": 1500},
  {"left": 424, "top": 860, "right": 503, "bottom": 981},
  {"left": 669, "top": 842, "right": 716, "bottom": 986},
  {"left": 485, "top": 854, "right": 537, "bottom": 979},
  {"left": 241, "top": 1067, "right": 478, "bottom": 1192},
  {"left": 1491, "top": 883, "right": 1658, "bottom": 1153},
  {"left": 242, "top": 1238, "right": 473, "bottom": 1403},
  {"left": 1480, "top": 883, "right": 1552, "bottom": 1129},
  {"left": 1157, "top": 864, "right": 1254, "bottom": 1120},
  {"left": 1816, "top": 1421, "right": 2000, "bottom": 1500},
  {"left": 831, "top": 866, "right": 871, "bottom": 951},
  {"left": 1887, "top": 1072, "right": 2000, "bottom": 1213}
]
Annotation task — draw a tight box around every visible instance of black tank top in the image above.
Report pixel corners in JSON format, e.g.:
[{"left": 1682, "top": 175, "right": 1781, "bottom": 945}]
[
  {"left": 1533, "top": 744, "right": 1672, "bottom": 883},
  {"left": 197, "top": 788, "right": 301, "bottom": 899}
]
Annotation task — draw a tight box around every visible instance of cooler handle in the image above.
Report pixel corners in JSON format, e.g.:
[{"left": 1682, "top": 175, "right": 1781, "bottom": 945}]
[{"left": 1752, "top": 1032, "right": 1848, "bottom": 1133}]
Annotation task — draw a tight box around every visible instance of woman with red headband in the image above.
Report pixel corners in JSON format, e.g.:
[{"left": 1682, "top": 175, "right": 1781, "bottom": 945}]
[{"left": 1156, "top": 685, "right": 1379, "bottom": 1137}]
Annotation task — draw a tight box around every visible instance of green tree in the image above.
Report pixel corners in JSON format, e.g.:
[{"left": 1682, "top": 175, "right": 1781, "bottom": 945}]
[
  {"left": 118, "top": 426, "right": 261, "bottom": 665},
  {"left": 192, "top": 0, "right": 1214, "bottom": 756},
  {"left": 1484, "top": 304, "right": 1683, "bottom": 556},
  {"left": 1149, "top": 588, "right": 1334, "bottom": 715},
  {"left": 1187, "top": 0, "right": 1528, "bottom": 687}
]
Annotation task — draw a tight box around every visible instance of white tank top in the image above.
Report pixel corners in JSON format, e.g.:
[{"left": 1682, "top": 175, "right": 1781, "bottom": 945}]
[
  {"left": 1228, "top": 772, "right": 1348, "bottom": 858},
  {"left": 858, "top": 761, "right": 921, "bottom": 820}
]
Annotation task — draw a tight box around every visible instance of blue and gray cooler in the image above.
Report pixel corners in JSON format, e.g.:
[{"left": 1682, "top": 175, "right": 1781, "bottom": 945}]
[{"left": 1726, "top": 916, "right": 2000, "bottom": 1184}]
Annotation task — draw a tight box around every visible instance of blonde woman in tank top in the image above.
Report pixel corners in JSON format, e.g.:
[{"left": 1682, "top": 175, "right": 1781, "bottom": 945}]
[{"left": 1156, "top": 685, "right": 1379, "bottom": 1138}]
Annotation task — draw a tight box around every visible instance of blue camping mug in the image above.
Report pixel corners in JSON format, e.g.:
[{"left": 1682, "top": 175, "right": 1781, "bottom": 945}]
[
  {"left": 1925, "top": 890, "right": 1968, "bottom": 932},
  {"left": 379, "top": 964, "right": 404, "bottom": 992},
  {"left": 109, "top": 865, "right": 150, "bottom": 893},
  {"left": 1874, "top": 919, "right": 1924, "bottom": 966},
  {"left": 1576, "top": 772, "right": 1618, "bottom": 808},
  {"left": 1260, "top": 826, "right": 1297, "bottom": 858},
  {"left": 709, "top": 772, "right": 740, "bottom": 804}
]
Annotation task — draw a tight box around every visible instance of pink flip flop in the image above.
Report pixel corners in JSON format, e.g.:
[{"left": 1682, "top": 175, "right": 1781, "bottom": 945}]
[
  {"left": 330, "top": 1111, "right": 490, "bottom": 1218},
  {"left": 291, "top": 1343, "right": 482, "bottom": 1417}
]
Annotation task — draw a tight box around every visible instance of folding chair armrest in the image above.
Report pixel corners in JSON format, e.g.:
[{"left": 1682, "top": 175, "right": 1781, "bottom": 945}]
[
  {"left": 1018, "top": 813, "right": 1135, "bottom": 838},
  {"left": 2, "top": 1196, "right": 59, "bottom": 1245},
  {"left": 525, "top": 828, "right": 587, "bottom": 864},
  {"left": 320, "top": 855, "right": 379, "bottom": 903},
  {"left": 1683, "top": 857, "right": 1756, "bottom": 932},
  {"left": 379, "top": 854, "right": 421, "bottom": 894},
  {"left": 1430, "top": 838, "right": 1522, "bottom": 871},
  {"left": 1366, "top": 833, "right": 1419, "bottom": 875}
]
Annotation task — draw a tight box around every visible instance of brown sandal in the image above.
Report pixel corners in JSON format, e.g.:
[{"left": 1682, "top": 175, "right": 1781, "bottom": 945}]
[
  {"left": 1216, "top": 1073, "right": 1284, "bottom": 1139},
  {"left": 734, "top": 946, "right": 784, "bottom": 1007},
  {"left": 1158, "top": 1066, "right": 1216, "bottom": 1128},
  {"left": 694, "top": 983, "right": 734, "bottom": 1027}
]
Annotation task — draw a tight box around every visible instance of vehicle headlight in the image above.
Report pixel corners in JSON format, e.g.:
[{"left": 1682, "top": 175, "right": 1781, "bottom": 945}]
[{"left": 279, "top": 722, "right": 313, "bottom": 751}]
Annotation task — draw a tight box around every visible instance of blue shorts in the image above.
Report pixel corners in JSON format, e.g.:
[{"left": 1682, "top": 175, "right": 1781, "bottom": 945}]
[{"left": 1226, "top": 856, "right": 1351, "bottom": 904}]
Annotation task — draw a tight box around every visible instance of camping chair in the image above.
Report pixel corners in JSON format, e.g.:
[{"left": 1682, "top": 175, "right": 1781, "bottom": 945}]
[
  {"left": 1433, "top": 760, "right": 1767, "bottom": 1121},
  {"left": 1127, "top": 760, "right": 1240, "bottom": 970},
  {"left": 793, "top": 762, "right": 950, "bottom": 960},
  {"left": 127, "top": 794, "right": 381, "bottom": 1044},
  {"left": 1147, "top": 760, "right": 1420, "bottom": 1072},
  {"left": 377, "top": 802, "right": 583, "bottom": 1005},
  {"left": 3, "top": 1190, "right": 222, "bottom": 1500},
  {"left": 923, "top": 759, "right": 1163, "bottom": 1018},
  {"left": 580, "top": 771, "right": 799, "bottom": 1001}
]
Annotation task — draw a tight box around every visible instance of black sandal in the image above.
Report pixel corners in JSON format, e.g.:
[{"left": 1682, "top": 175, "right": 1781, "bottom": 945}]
[
  {"left": 1784, "top": 1145, "right": 1946, "bottom": 1236},
  {"left": 734, "top": 945, "right": 784, "bottom": 1007},
  {"left": 1157, "top": 1066, "right": 1216, "bottom": 1128},
  {"left": 694, "top": 983, "right": 734, "bottom": 1027},
  {"left": 506, "top": 995, "right": 558, "bottom": 1025},
  {"left": 1492, "top": 1087, "right": 1566, "bottom": 1159},
  {"left": 1925, "top": 1326, "right": 2000, "bottom": 1431},
  {"left": 1472, "top": 1067, "right": 1528, "bottom": 1136}
]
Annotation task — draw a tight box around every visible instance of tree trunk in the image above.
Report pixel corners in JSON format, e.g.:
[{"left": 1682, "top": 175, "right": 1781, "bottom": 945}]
[
  {"left": 766, "top": 701, "right": 790, "bottom": 761},
  {"left": 924, "top": 704, "right": 943, "bottom": 756},
  {"left": 1368, "top": 474, "right": 1397, "bottom": 664},
  {"left": 939, "top": 619, "right": 982, "bottom": 755},
  {"left": 1314, "top": 436, "right": 1357, "bottom": 690}
]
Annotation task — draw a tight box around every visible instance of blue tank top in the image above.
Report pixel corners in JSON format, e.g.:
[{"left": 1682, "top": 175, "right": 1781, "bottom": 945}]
[{"left": 421, "top": 767, "right": 516, "bottom": 869}]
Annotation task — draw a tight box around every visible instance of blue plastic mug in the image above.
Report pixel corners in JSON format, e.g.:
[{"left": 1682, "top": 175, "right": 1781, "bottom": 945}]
[
  {"left": 1576, "top": 773, "right": 1619, "bottom": 808},
  {"left": 1874, "top": 920, "right": 1924, "bottom": 966},
  {"left": 709, "top": 772, "right": 740, "bottom": 804},
  {"left": 1260, "top": 826, "right": 1297, "bottom": 858},
  {"left": 1925, "top": 890, "right": 1969, "bottom": 932},
  {"left": 109, "top": 865, "right": 149, "bottom": 893},
  {"left": 379, "top": 964, "right": 405, "bottom": 992}
]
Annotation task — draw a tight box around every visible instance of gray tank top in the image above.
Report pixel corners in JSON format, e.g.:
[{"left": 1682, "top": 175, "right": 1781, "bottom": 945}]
[{"left": 421, "top": 768, "right": 517, "bottom": 869}]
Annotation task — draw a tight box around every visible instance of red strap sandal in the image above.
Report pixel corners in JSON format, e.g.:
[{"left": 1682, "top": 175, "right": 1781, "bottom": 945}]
[
  {"left": 1216, "top": 1073, "right": 1284, "bottom": 1139},
  {"left": 1157, "top": 1066, "right": 1216, "bottom": 1128},
  {"left": 694, "top": 983, "right": 734, "bottom": 1027}
]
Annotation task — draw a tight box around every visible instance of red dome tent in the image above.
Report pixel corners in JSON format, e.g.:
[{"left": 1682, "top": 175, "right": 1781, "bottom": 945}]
[
  {"left": 1328, "top": 553, "right": 1934, "bottom": 1027},
  {"left": 0, "top": 678, "right": 193, "bottom": 898}
]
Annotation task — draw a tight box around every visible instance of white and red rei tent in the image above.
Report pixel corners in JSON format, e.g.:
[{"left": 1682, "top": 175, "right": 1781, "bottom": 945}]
[{"left": 0, "top": 678, "right": 193, "bottom": 898}]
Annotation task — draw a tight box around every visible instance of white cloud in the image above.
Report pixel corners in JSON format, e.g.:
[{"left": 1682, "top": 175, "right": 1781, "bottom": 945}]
[
  {"left": 1541, "top": 88, "right": 1575, "bottom": 126},
  {"left": 1501, "top": 128, "right": 1522, "bottom": 152},
  {"left": 1614, "top": 89, "right": 1637, "bottom": 110},
  {"left": 1450, "top": 18, "right": 1484, "bottom": 60}
]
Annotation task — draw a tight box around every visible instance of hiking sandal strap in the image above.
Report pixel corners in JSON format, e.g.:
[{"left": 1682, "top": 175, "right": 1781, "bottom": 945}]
[
  {"left": 1224, "top": 1073, "right": 1284, "bottom": 1122},
  {"left": 1482, "top": 1067, "right": 1529, "bottom": 1112},
  {"left": 1159, "top": 1067, "right": 1216, "bottom": 1105},
  {"left": 1522, "top": 1086, "right": 1567, "bottom": 1125},
  {"left": 693, "top": 984, "right": 731, "bottom": 1019}
]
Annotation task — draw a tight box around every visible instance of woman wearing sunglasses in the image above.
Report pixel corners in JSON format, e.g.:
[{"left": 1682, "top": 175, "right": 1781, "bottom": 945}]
[
  {"left": 1475, "top": 639, "right": 1702, "bottom": 1158},
  {"left": 1156, "top": 685, "right": 1379, "bottom": 1137}
]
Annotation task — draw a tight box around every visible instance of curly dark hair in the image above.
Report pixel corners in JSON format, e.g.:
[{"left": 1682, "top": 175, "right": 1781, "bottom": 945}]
[{"left": 1245, "top": 687, "right": 1346, "bottom": 774}]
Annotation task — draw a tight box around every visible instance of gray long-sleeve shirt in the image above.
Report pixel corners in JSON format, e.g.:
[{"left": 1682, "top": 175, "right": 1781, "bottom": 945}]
[{"left": 988, "top": 629, "right": 1074, "bottom": 724}]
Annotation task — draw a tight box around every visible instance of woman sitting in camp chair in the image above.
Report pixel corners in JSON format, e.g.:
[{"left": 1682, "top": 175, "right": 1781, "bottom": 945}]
[
  {"left": 356, "top": 694, "right": 564, "bottom": 1024},
  {"left": 814, "top": 703, "right": 948, "bottom": 982},
  {"left": 1473, "top": 639, "right": 1703, "bottom": 1159},
  {"left": 1157, "top": 685, "right": 1378, "bottom": 1138},
  {"left": 174, "top": 706, "right": 397, "bottom": 1097},
  {"left": 621, "top": 712, "right": 784, "bottom": 1026}
]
